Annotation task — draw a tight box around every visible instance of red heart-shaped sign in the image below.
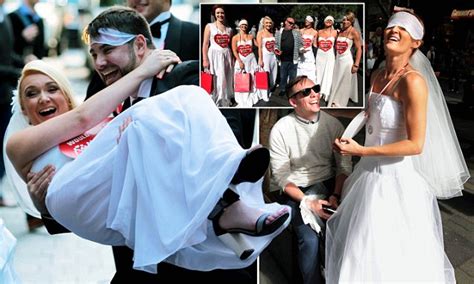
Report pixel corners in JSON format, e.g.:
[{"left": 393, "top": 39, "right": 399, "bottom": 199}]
[
  {"left": 265, "top": 40, "right": 275, "bottom": 52},
  {"left": 214, "top": 34, "right": 230, "bottom": 48},
  {"left": 336, "top": 41, "right": 348, "bottom": 54},
  {"left": 238, "top": 44, "right": 252, "bottom": 57},
  {"left": 303, "top": 38, "right": 313, "bottom": 49},
  {"left": 59, "top": 117, "right": 112, "bottom": 158},
  {"left": 318, "top": 40, "right": 333, "bottom": 52}
]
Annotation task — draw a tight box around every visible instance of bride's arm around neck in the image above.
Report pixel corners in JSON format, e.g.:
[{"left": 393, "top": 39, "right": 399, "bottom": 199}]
[{"left": 7, "top": 50, "right": 180, "bottom": 180}]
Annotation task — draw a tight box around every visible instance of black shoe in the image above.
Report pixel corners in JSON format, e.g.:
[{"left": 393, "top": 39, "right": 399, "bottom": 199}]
[
  {"left": 231, "top": 146, "right": 270, "bottom": 185},
  {"left": 27, "top": 217, "right": 44, "bottom": 232},
  {"left": 208, "top": 189, "right": 255, "bottom": 260}
]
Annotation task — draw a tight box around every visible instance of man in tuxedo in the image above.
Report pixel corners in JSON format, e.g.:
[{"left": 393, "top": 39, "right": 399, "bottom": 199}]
[
  {"left": 86, "top": 0, "right": 199, "bottom": 102},
  {"left": 127, "top": 0, "right": 199, "bottom": 61},
  {"left": 32, "top": 7, "right": 256, "bottom": 283}
]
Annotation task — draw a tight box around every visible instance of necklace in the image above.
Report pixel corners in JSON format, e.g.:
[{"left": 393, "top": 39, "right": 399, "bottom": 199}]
[
  {"left": 383, "top": 62, "right": 410, "bottom": 80},
  {"left": 378, "top": 62, "right": 410, "bottom": 95},
  {"left": 340, "top": 26, "right": 352, "bottom": 37}
]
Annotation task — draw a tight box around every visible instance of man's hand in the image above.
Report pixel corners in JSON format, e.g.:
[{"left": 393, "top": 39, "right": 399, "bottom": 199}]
[
  {"left": 309, "top": 198, "right": 332, "bottom": 220},
  {"left": 22, "top": 24, "right": 39, "bottom": 42},
  {"left": 328, "top": 195, "right": 339, "bottom": 209},
  {"left": 27, "top": 165, "right": 55, "bottom": 215}
]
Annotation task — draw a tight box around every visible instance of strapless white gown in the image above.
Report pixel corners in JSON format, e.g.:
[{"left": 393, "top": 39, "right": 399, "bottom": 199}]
[
  {"left": 325, "top": 93, "right": 455, "bottom": 283},
  {"left": 43, "top": 86, "right": 289, "bottom": 274}
]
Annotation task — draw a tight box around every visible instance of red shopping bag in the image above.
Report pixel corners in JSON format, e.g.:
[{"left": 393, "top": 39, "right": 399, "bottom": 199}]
[
  {"left": 234, "top": 72, "right": 251, "bottom": 92},
  {"left": 255, "top": 70, "right": 269, "bottom": 90},
  {"left": 200, "top": 70, "right": 213, "bottom": 94}
]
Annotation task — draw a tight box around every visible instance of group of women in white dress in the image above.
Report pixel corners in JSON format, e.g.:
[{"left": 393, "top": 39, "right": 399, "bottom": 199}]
[
  {"left": 202, "top": 5, "right": 277, "bottom": 107},
  {"left": 295, "top": 12, "right": 362, "bottom": 108},
  {"left": 202, "top": 7, "right": 363, "bottom": 108}
]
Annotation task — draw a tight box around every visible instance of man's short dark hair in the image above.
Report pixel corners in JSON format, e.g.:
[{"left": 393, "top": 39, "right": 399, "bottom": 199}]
[
  {"left": 82, "top": 7, "right": 154, "bottom": 49},
  {"left": 286, "top": 75, "right": 308, "bottom": 98}
]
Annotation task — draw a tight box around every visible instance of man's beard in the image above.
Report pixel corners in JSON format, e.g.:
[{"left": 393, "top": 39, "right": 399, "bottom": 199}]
[{"left": 104, "top": 48, "right": 137, "bottom": 86}]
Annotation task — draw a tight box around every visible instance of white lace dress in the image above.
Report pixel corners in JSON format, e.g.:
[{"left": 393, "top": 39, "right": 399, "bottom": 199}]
[
  {"left": 297, "top": 33, "right": 316, "bottom": 83},
  {"left": 260, "top": 36, "right": 277, "bottom": 102},
  {"left": 325, "top": 93, "right": 455, "bottom": 283},
  {"left": 315, "top": 36, "right": 335, "bottom": 100},
  {"left": 43, "top": 86, "right": 290, "bottom": 274},
  {"left": 207, "top": 23, "right": 234, "bottom": 107},
  {"left": 234, "top": 38, "right": 259, "bottom": 107},
  {"left": 328, "top": 37, "right": 358, "bottom": 107}
]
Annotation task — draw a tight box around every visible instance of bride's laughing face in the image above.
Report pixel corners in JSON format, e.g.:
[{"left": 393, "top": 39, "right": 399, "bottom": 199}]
[
  {"left": 384, "top": 25, "right": 421, "bottom": 55},
  {"left": 21, "top": 73, "right": 71, "bottom": 125}
]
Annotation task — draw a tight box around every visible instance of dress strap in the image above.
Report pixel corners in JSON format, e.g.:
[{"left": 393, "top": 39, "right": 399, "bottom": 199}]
[
  {"left": 378, "top": 71, "right": 398, "bottom": 95},
  {"left": 368, "top": 69, "right": 383, "bottom": 95},
  {"left": 387, "top": 70, "right": 421, "bottom": 96}
]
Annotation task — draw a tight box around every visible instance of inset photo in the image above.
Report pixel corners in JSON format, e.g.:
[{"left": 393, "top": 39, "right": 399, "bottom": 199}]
[{"left": 200, "top": 3, "right": 365, "bottom": 109}]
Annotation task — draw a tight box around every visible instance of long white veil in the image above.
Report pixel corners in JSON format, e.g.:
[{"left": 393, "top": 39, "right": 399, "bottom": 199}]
[
  {"left": 410, "top": 50, "right": 470, "bottom": 199},
  {"left": 3, "top": 90, "right": 41, "bottom": 217}
]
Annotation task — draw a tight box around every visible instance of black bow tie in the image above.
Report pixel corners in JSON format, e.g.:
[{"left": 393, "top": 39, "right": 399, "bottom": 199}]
[
  {"left": 132, "top": 97, "right": 144, "bottom": 106},
  {"left": 149, "top": 18, "right": 170, "bottom": 39}
]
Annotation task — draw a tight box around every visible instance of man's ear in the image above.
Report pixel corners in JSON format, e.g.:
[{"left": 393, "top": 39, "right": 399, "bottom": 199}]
[
  {"left": 134, "top": 34, "right": 147, "bottom": 57},
  {"left": 288, "top": 97, "right": 297, "bottom": 108}
]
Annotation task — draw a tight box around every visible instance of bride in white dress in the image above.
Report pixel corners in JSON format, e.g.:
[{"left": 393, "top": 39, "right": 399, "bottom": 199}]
[
  {"left": 326, "top": 11, "right": 469, "bottom": 283},
  {"left": 4, "top": 52, "right": 290, "bottom": 274}
]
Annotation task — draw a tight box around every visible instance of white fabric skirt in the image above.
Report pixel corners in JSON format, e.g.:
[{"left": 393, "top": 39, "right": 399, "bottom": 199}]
[
  {"left": 315, "top": 49, "right": 335, "bottom": 100},
  {"left": 326, "top": 156, "right": 455, "bottom": 283},
  {"left": 328, "top": 52, "right": 358, "bottom": 107},
  {"left": 46, "top": 86, "right": 289, "bottom": 273}
]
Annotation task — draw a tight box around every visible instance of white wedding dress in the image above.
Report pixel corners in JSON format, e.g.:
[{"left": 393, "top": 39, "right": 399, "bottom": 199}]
[
  {"left": 325, "top": 92, "right": 455, "bottom": 283},
  {"left": 39, "top": 86, "right": 289, "bottom": 274}
]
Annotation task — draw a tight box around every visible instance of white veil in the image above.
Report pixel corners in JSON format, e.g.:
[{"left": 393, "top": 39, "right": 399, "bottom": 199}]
[
  {"left": 3, "top": 90, "right": 40, "bottom": 217},
  {"left": 353, "top": 17, "right": 363, "bottom": 42},
  {"left": 410, "top": 50, "right": 470, "bottom": 199}
]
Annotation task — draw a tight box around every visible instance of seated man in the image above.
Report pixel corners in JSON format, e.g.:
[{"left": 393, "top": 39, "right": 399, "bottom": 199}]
[{"left": 269, "top": 76, "right": 352, "bottom": 283}]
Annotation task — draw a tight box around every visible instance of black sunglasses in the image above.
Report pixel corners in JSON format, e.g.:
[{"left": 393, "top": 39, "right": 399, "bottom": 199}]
[
  {"left": 289, "top": 85, "right": 321, "bottom": 98},
  {"left": 287, "top": 20, "right": 295, "bottom": 25}
]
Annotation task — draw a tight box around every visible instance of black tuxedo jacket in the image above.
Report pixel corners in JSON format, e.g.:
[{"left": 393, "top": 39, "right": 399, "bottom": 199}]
[{"left": 164, "top": 15, "right": 199, "bottom": 61}]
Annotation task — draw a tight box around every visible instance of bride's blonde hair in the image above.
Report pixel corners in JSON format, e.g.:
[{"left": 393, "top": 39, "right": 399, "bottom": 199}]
[{"left": 17, "top": 60, "right": 77, "bottom": 111}]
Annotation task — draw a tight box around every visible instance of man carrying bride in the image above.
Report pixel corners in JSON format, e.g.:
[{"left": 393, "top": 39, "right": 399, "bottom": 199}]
[{"left": 4, "top": 7, "right": 291, "bottom": 283}]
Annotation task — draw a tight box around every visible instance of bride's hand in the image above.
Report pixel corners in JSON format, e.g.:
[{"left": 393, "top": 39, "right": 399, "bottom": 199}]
[
  {"left": 333, "top": 137, "right": 363, "bottom": 156},
  {"left": 27, "top": 164, "right": 56, "bottom": 215},
  {"left": 116, "top": 116, "right": 133, "bottom": 144},
  {"left": 139, "top": 49, "right": 181, "bottom": 79}
]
